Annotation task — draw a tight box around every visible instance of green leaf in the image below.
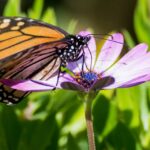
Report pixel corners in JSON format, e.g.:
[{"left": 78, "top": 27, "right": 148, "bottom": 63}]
[
  {"left": 93, "top": 94, "right": 117, "bottom": 142},
  {"left": 0, "top": 106, "right": 21, "bottom": 150},
  {"left": 134, "top": 0, "right": 150, "bottom": 45},
  {"left": 106, "top": 122, "right": 136, "bottom": 150},
  {"left": 116, "top": 87, "right": 141, "bottom": 128},
  {"left": 123, "top": 30, "right": 135, "bottom": 48},
  {"left": 67, "top": 20, "right": 78, "bottom": 34},
  {"left": 0, "top": 107, "right": 8, "bottom": 150},
  {"left": 139, "top": 84, "right": 149, "bottom": 132},
  {"left": 67, "top": 133, "right": 80, "bottom": 150},
  {"left": 28, "top": 0, "right": 44, "bottom": 19},
  {"left": 42, "top": 8, "right": 57, "bottom": 25},
  {"left": 3, "top": 0, "right": 21, "bottom": 16},
  {"left": 18, "top": 115, "right": 59, "bottom": 150}
]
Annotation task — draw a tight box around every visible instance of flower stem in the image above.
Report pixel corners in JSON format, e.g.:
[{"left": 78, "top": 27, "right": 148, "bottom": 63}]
[{"left": 85, "top": 93, "right": 96, "bottom": 150}]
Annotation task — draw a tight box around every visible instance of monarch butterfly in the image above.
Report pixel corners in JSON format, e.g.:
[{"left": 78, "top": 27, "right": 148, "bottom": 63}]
[{"left": 0, "top": 16, "right": 91, "bottom": 105}]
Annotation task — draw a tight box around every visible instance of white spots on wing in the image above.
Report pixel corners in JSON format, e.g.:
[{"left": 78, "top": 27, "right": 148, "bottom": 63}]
[
  {"left": 76, "top": 42, "right": 78, "bottom": 46},
  {"left": 71, "top": 46, "right": 74, "bottom": 49},
  {"left": 3, "top": 99, "right": 9, "bottom": 103},
  {"left": 17, "top": 21, "right": 25, "bottom": 26},
  {"left": 15, "top": 17, "right": 23, "bottom": 21},
  {"left": 10, "top": 21, "right": 25, "bottom": 30},
  {"left": 60, "top": 55, "right": 63, "bottom": 58},
  {"left": 7, "top": 102, "right": 13, "bottom": 106},
  {"left": 3, "top": 19, "right": 11, "bottom": 23},
  {"left": 29, "top": 19, "right": 34, "bottom": 22},
  {"left": 11, "top": 26, "right": 20, "bottom": 30},
  {"left": 0, "top": 19, "right": 10, "bottom": 29},
  {"left": 8, "top": 95, "right": 13, "bottom": 99},
  {"left": 13, "top": 98, "right": 19, "bottom": 101}
]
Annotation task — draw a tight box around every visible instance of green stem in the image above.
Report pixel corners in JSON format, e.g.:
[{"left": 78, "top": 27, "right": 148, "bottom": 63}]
[{"left": 85, "top": 92, "right": 96, "bottom": 150}]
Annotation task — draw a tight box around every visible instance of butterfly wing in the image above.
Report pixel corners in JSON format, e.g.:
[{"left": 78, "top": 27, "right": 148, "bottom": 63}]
[
  {"left": 0, "top": 17, "right": 68, "bottom": 104},
  {"left": 0, "top": 16, "right": 68, "bottom": 60},
  {"left": 0, "top": 83, "right": 28, "bottom": 104}
]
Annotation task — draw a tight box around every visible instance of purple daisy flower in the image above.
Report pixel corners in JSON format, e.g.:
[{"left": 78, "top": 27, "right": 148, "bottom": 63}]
[
  {"left": 58, "top": 31, "right": 150, "bottom": 92},
  {"left": 1, "top": 31, "right": 149, "bottom": 92}
]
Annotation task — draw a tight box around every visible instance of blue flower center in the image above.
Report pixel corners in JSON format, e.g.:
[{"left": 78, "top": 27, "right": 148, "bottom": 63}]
[
  {"left": 75, "top": 72, "right": 100, "bottom": 89},
  {"left": 82, "top": 72, "right": 98, "bottom": 82}
]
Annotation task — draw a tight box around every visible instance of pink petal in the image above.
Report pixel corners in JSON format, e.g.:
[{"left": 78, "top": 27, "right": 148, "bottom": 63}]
[
  {"left": 59, "top": 73, "right": 85, "bottom": 91},
  {"left": 91, "top": 76, "right": 115, "bottom": 90},
  {"left": 104, "top": 43, "right": 148, "bottom": 74},
  {"left": 94, "top": 33, "right": 124, "bottom": 73},
  {"left": 103, "top": 55, "right": 150, "bottom": 89},
  {"left": 0, "top": 74, "right": 65, "bottom": 91},
  {"left": 119, "top": 75, "right": 150, "bottom": 88},
  {"left": 102, "top": 44, "right": 149, "bottom": 89},
  {"left": 118, "top": 43, "right": 148, "bottom": 63},
  {"left": 0, "top": 79, "right": 54, "bottom": 91},
  {"left": 104, "top": 46, "right": 150, "bottom": 78},
  {"left": 60, "top": 81, "right": 85, "bottom": 91}
]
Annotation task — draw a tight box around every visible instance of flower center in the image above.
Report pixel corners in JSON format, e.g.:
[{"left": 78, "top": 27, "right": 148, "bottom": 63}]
[{"left": 74, "top": 72, "right": 100, "bottom": 89}]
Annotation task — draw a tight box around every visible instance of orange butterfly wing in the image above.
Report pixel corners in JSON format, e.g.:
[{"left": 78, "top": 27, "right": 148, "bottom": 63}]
[
  {"left": 0, "top": 17, "right": 68, "bottom": 60},
  {"left": 0, "top": 17, "right": 68, "bottom": 104}
]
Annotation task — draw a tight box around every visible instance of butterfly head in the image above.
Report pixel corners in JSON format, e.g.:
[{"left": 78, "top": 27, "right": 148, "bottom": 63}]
[{"left": 75, "top": 35, "right": 91, "bottom": 46}]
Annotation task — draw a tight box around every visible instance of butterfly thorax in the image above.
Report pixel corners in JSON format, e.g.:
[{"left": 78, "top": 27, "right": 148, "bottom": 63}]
[{"left": 56, "top": 35, "right": 91, "bottom": 67}]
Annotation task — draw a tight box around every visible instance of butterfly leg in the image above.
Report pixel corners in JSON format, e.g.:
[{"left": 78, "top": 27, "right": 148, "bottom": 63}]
[{"left": 52, "top": 66, "right": 62, "bottom": 91}]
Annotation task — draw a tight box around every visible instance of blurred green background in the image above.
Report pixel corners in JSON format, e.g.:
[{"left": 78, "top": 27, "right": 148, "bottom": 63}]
[{"left": 0, "top": 0, "right": 150, "bottom": 150}]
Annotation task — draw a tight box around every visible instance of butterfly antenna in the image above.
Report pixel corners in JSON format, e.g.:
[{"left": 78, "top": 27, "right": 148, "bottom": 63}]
[{"left": 88, "top": 33, "right": 125, "bottom": 45}]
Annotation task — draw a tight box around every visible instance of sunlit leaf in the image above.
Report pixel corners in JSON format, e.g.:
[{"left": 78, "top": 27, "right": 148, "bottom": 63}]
[
  {"left": 134, "top": 0, "right": 150, "bottom": 45},
  {"left": 42, "top": 8, "right": 57, "bottom": 25},
  {"left": 3, "top": 0, "right": 21, "bottom": 16},
  {"left": 28, "top": 0, "right": 44, "bottom": 19}
]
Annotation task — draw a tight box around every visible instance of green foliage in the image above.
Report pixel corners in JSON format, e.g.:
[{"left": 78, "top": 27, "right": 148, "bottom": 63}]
[
  {"left": 28, "top": 0, "right": 44, "bottom": 19},
  {"left": 1, "top": 0, "right": 150, "bottom": 149},
  {"left": 134, "top": 0, "right": 150, "bottom": 46},
  {"left": 123, "top": 30, "right": 135, "bottom": 48},
  {"left": 3, "top": 0, "right": 21, "bottom": 16}
]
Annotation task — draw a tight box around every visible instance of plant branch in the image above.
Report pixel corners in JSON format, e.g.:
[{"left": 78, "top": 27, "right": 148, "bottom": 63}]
[{"left": 85, "top": 92, "right": 96, "bottom": 150}]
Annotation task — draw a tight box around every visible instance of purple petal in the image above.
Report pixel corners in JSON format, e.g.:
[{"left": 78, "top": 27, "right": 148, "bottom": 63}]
[
  {"left": 59, "top": 73, "right": 85, "bottom": 91},
  {"left": 0, "top": 73, "right": 66, "bottom": 91},
  {"left": 0, "top": 79, "right": 55, "bottom": 91},
  {"left": 103, "top": 44, "right": 149, "bottom": 77},
  {"left": 104, "top": 43, "right": 148, "bottom": 74},
  {"left": 119, "top": 75, "right": 150, "bottom": 88},
  {"left": 91, "top": 76, "right": 115, "bottom": 90},
  {"left": 103, "top": 52, "right": 150, "bottom": 89},
  {"left": 94, "top": 33, "right": 124, "bottom": 73},
  {"left": 60, "top": 81, "right": 85, "bottom": 91},
  {"left": 117, "top": 43, "right": 148, "bottom": 63}
]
